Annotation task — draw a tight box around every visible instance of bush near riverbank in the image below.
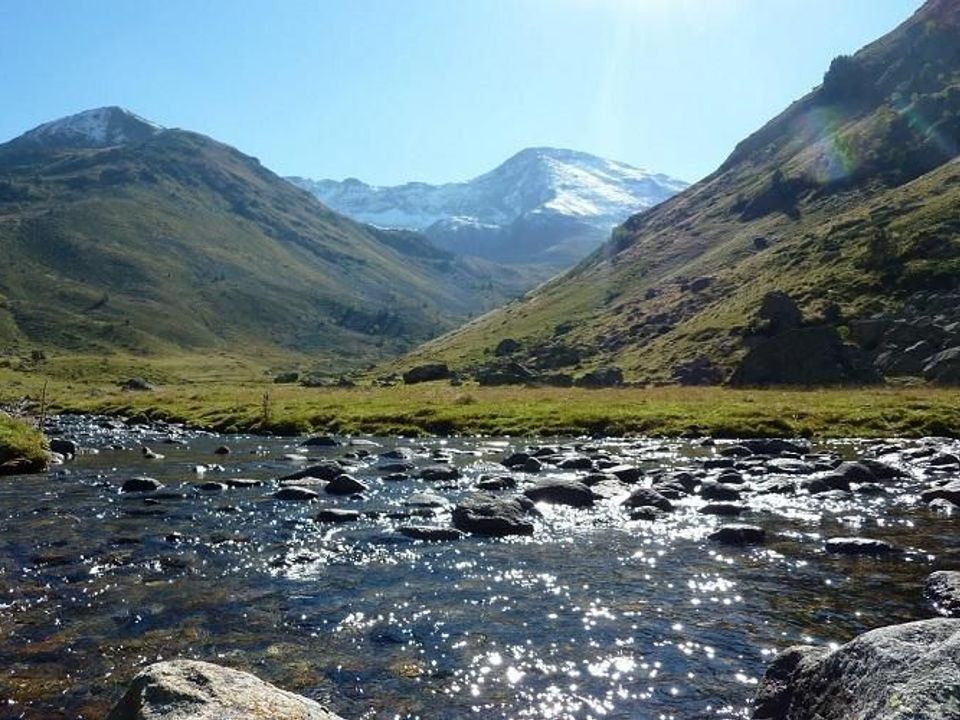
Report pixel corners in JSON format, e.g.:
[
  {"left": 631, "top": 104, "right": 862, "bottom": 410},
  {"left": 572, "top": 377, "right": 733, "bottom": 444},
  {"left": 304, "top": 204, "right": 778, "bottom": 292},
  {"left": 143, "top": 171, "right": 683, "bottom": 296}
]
[
  {"left": 6, "top": 374, "right": 960, "bottom": 439},
  {"left": 0, "top": 415, "right": 47, "bottom": 474}
]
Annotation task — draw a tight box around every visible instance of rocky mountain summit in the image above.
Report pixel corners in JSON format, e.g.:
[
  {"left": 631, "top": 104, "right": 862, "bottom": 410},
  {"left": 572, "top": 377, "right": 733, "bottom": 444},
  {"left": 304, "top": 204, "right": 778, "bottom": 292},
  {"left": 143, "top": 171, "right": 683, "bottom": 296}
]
[{"left": 290, "top": 148, "right": 687, "bottom": 268}]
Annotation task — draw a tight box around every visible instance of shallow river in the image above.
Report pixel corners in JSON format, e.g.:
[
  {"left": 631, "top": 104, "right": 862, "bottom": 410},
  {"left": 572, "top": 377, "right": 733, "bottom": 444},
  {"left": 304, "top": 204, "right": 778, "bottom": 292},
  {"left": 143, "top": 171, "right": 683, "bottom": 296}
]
[{"left": 0, "top": 416, "right": 957, "bottom": 719}]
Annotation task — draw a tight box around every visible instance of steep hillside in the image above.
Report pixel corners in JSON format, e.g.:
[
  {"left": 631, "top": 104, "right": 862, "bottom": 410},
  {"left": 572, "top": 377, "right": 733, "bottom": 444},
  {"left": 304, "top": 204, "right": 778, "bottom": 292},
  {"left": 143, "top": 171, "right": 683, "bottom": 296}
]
[
  {"left": 289, "top": 148, "right": 687, "bottom": 269},
  {"left": 403, "top": 0, "right": 960, "bottom": 384},
  {"left": 0, "top": 108, "right": 528, "bottom": 367}
]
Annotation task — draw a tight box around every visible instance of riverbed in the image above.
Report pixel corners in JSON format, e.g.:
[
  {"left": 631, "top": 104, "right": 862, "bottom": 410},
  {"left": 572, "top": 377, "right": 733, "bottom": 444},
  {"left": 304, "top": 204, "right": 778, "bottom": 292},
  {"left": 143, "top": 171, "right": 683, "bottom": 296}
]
[{"left": 0, "top": 415, "right": 956, "bottom": 719}]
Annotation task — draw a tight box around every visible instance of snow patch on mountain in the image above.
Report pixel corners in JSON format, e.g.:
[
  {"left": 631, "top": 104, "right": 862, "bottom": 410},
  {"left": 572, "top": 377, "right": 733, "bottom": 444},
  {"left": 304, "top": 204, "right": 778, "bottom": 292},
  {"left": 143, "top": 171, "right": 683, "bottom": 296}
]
[{"left": 15, "top": 107, "right": 163, "bottom": 148}]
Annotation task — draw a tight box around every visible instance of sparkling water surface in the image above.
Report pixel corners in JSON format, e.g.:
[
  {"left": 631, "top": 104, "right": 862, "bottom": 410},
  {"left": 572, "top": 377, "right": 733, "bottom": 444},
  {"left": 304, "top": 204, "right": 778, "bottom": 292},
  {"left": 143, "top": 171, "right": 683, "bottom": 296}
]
[{"left": 0, "top": 418, "right": 956, "bottom": 719}]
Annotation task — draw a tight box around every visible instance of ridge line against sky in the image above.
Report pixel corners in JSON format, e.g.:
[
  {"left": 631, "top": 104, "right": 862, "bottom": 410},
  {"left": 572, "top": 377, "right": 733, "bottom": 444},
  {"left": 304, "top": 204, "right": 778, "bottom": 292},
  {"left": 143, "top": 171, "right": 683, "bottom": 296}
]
[{"left": 3, "top": 0, "right": 924, "bottom": 186}]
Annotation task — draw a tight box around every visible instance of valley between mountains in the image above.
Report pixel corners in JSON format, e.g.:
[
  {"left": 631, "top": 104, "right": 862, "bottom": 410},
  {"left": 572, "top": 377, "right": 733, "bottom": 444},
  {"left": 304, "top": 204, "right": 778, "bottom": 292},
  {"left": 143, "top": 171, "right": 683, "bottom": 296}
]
[{"left": 1, "top": 0, "right": 960, "bottom": 432}]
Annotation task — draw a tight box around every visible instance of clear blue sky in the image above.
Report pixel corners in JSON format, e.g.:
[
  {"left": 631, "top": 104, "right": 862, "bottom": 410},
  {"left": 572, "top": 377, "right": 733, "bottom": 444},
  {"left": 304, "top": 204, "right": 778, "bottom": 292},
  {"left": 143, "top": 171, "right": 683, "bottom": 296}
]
[{"left": 2, "top": 0, "right": 924, "bottom": 185}]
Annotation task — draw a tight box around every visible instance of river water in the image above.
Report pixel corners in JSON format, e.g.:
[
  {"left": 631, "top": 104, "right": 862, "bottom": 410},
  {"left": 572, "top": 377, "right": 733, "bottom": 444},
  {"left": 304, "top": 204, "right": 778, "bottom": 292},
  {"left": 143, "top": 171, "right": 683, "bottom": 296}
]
[{"left": 0, "top": 416, "right": 956, "bottom": 719}]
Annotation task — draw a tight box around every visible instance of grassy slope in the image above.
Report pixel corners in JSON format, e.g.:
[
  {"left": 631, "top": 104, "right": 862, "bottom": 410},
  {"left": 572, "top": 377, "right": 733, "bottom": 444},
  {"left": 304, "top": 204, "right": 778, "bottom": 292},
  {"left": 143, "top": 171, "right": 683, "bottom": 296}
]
[
  {"left": 0, "top": 130, "right": 529, "bottom": 366},
  {"left": 397, "top": 0, "right": 960, "bottom": 381}
]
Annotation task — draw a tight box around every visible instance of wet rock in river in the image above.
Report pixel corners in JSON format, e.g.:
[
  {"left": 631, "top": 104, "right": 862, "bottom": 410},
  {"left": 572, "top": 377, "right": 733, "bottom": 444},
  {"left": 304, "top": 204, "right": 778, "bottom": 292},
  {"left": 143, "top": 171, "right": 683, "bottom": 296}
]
[
  {"left": 925, "top": 571, "right": 960, "bottom": 617},
  {"left": 558, "top": 455, "right": 594, "bottom": 470},
  {"left": 405, "top": 491, "right": 448, "bottom": 508},
  {"left": 399, "top": 525, "right": 464, "bottom": 541},
  {"left": 195, "top": 482, "right": 227, "bottom": 492},
  {"left": 740, "top": 439, "right": 810, "bottom": 456},
  {"left": 622, "top": 487, "right": 673, "bottom": 512},
  {"left": 452, "top": 495, "right": 535, "bottom": 537},
  {"left": 477, "top": 475, "right": 517, "bottom": 491},
  {"left": 607, "top": 464, "right": 642, "bottom": 483},
  {"left": 224, "top": 478, "right": 262, "bottom": 488},
  {"left": 213, "top": 445, "right": 230, "bottom": 455},
  {"left": 325, "top": 474, "right": 368, "bottom": 495},
  {"left": 419, "top": 465, "right": 460, "bottom": 481},
  {"left": 699, "top": 502, "right": 746, "bottom": 516},
  {"left": 754, "top": 478, "right": 797, "bottom": 495},
  {"left": 700, "top": 482, "right": 741, "bottom": 502},
  {"left": 928, "top": 452, "right": 960, "bottom": 468},
  {"left": 766, "top": 458, "right": 816, "bottom": 475},
  {"left": 280, "top": 462, "right": 342, "bottom": 482},
  {"left": 49, "top": 438, "right": 78, "bottom": 458},
  {"left": 752, "top": 618, "right": 960, "bottom": 720},
  {"left": 379, "top": 462, "right": 414, "bottom": 473},
  {"left": 273, "top": 486, "right": 320, "bottom": 502},
  {"left": 629, "top": 506, "right": 667, "bottom": 521},
  {"left": 709, "top": 524, "right": 766, "bottom": 545},
  {"left": 502, "top": 452, "right": 531, "bottom": 468},
  {"left": 920, "top": 479, "right": 960, "bottom": 505},
  {"left": 106, "top": 658, "right": 345, "bottom": 720},
  {"left": 121, "top": 477, "right": 164, "bottom": 493},
  {"left": 302, "top": 435, "right": 341, "bottom": 447},
  {"left": 824, "top": 537, "right": 901, "bottom": 555},
  {"left": 802, "top": 474, "right": 851, "bottom": 494},
  {"left": 141, "top": 446, "right": 164, "bottom": 460},
  {"left": 524, "top": 478, "right": 595, "bottom": 508},
  {"left": 315, "top": 509, "right": 361, "bottom": 523},
  {"left": 523, "top": 457, "right": 544, "bottom": 473}
]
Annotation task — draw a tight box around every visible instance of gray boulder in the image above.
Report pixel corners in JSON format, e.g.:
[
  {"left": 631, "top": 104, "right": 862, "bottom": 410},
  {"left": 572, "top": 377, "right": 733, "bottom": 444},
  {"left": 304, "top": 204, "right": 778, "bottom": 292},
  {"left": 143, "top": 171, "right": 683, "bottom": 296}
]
[
  {"left": 825, "top": 537, "right": 900, "bottom": 555},
  {"left": 524, "top": 478, "right": 595, "bottom": 508},
  {"left": 452, "top": 495, "right": 535, "bottom": 537},
  {"left": 398, "top": 525, "right": 464, "bottom": 541},
  {"left": 107, "top": 659, "right": 344, "bottom": 720},
  {"left": 921, "top": 479, "right": 960, "bottom": 505},
  {"left": 273, "top": 486, "right": 319, "bottom": 502},
  {"left": 621, "top": 487, "right": 673, "bottom": 512},
  {"left": 752, "top": 618, "right": 960, "bottom": 720},
  {"left": 709, "top": 524, "right": 766, "bottom": 545},
  {"left": 122, "top": 477, "right": 164, "bottom": 493},
  {"left": 314, "top": 509, "right": 361, "bottom": 523},
  {"left": 575, "top": 366, "right": 624, "bottom": 388},
  {"left": 325, "top": 474, "right": 368, "bottom": 495},
  {"left": 402, "top": 363, "right": 450, "bottom": 384}
]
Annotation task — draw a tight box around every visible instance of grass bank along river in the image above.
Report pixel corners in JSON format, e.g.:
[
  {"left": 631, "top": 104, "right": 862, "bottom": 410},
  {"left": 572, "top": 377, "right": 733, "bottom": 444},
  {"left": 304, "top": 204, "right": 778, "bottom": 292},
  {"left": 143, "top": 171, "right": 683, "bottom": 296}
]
[
  {"left": 0, "top": 413, "right": 958, "bottom": 718},
  {"left": 3, "top": 364, "right": 960, "bottom": 438}
]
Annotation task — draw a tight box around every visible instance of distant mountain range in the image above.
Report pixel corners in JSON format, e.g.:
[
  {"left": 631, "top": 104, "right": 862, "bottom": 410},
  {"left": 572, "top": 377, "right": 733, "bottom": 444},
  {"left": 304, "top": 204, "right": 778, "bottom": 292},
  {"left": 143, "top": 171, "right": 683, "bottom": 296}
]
[
  {"left": 401, "top": 0, "right": 960, "bottom": 385},
  {"left": 0, "top": 107, "right": 531, "bottom": 366},
  {"left": 289, "top": 148, "right": 687, "bottom": 267}
]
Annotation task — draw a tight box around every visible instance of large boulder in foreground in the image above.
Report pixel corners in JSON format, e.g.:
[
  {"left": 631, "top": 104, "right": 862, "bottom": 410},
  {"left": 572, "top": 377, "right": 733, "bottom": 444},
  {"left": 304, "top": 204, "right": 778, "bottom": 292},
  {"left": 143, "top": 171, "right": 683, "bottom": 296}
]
[
  {"left": 107, "top": 659, "right": 345, "bottom": 720},
  {"left": 752, "top": 618, "right": 960, "bottom": 720},
  {"left": 730, "top": 326, "right": 880, "bottom": 386}
]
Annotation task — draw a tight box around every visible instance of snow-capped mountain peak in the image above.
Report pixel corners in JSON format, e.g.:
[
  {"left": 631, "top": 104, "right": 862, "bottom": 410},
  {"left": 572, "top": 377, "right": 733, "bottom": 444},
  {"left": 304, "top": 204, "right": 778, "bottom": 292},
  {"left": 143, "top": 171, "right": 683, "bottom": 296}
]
[
  {"left": 13, "top": 107, "right": 163, "bottom": 148},
  {"left": 288, "top": 148, "right": 688, "bottom": 267},
  {"left": 290, "top": 147, "right": 687, "bottom": 232}
]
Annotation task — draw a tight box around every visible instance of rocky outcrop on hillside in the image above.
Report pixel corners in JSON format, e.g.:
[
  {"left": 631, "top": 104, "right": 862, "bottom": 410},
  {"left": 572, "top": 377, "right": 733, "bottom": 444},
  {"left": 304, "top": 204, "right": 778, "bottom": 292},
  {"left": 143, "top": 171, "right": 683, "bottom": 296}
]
[
  {"left": 730, "top": 292, "right": 880, "bottom": 386},
  {"left": 850, "top": 291, "right": 960, "bottom": 384}
]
